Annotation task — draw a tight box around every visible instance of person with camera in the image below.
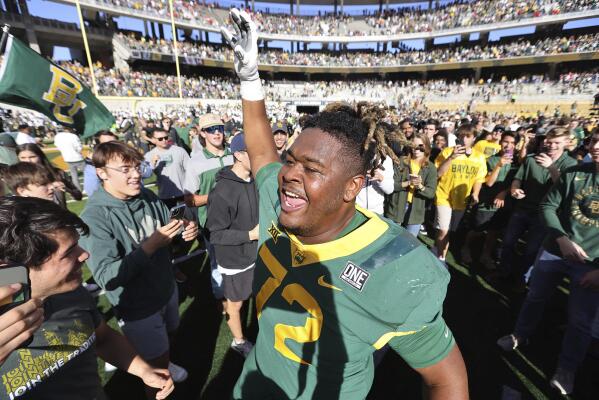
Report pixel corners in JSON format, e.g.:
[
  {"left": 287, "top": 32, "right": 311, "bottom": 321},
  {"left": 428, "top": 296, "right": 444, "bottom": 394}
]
[
  {"left": 0, "top": 197, "right": 174, "bottom": 399},
  {"left": 496, "top": 127, "right": 577, "bottom": 289},
  {"left": 385, "top": 133, "right": 437, "bottom": 237},
  {"left": 80, "top": 142, "right": 198, "bottom": 397},
  {"left": 434, "top": 124, "right": 487, "bottom": 263}
]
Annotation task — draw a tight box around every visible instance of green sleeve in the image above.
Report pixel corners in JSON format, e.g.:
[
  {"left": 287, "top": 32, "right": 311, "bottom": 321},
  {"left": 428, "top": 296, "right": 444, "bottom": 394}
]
[
  {"left": 418, "top": 164, "right": 438, "bottom": 200},
  {"left": 514, "top": 160, "right": 526, "bottom": 181},
  {"left": 540, "top": 173, "right": 569, "bottom": 238},
  {"left": 388, "top": 312, "right": 455, "bottom": 369}
]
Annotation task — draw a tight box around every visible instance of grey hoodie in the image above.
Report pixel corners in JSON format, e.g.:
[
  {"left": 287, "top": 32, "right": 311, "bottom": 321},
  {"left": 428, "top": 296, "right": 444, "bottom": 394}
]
[{"left": 80, "top": 186, "right": 175, "bottom": 320}]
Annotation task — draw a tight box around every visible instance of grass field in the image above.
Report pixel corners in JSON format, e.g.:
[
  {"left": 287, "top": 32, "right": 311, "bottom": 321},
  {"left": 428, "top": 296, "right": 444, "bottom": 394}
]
[{"left": 51, "top": 151, "right": 598, "bottom": 400}]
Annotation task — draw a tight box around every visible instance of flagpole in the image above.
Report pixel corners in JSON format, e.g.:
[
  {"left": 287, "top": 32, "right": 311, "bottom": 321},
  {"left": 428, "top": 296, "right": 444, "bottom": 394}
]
[
  {"left": 0, "top": 25, "right": 10, "bottom": 55},
  {"left": 168, "top": 0, "right": 183, "bottom": 99},
  {"left": 74, "top": 0, "right": 99, "bottom": 95}
]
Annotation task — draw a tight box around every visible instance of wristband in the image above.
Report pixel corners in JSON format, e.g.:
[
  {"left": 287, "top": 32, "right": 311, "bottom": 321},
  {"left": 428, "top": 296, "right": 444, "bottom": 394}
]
[{"left": 240, "top": 79, "right": 264, "bottom": 101}]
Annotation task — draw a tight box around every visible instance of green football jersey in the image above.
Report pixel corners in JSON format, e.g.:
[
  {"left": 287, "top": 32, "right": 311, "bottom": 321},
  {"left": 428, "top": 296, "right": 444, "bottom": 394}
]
[{"left": 233, "top": 162, "right": 454, "bottom": 400}]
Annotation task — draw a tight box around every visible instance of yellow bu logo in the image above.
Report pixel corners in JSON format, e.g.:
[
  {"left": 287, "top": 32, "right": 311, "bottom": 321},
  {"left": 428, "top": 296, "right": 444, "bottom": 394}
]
[{"left": 42, "top": 65, "right": 86, "bottom": 124}]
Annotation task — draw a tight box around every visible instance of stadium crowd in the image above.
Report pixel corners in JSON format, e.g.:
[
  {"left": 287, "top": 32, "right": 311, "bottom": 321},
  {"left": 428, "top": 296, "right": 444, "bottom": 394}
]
[
  {"left": 1, "top": 7, "right": 599, "bottom": 400},
  {"left": 120, "top": 32, "right": 599, "bottom": 67},
  {"left": 86, "top": 0, "right": 598, "bottom": 36}
]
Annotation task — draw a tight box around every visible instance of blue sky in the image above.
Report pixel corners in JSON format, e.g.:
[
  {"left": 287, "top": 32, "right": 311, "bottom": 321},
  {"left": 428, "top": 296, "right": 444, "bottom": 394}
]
[{"left": 21, "top": 0, "right": 599, "bottom": 58}]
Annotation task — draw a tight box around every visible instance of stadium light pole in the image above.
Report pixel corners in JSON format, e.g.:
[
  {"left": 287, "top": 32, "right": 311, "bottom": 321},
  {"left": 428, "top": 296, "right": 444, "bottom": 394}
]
[
  {"left": 75, "top": 0, "right": 99, "bottom": 96},
  {"left": 168, "top": 0, "right": 184, "bottom": 99}
]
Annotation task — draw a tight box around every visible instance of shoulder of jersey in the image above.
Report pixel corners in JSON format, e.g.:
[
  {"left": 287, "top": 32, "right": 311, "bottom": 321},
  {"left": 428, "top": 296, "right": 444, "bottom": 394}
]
[{"left": 336, "top": 222, "right": 449, "bottom": 322}]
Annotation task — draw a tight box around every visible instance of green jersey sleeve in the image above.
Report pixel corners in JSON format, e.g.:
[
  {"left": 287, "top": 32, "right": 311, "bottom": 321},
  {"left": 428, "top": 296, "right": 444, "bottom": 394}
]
[{"left": 388, "top": 312, "right": 455, "bottom": 369}]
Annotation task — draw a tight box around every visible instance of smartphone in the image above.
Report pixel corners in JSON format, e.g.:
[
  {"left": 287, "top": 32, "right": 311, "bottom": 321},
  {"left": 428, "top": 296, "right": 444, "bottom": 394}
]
[
  {"left": 0, "top": 266, "right": 30, "bottom": 315},
  {"left": 169, "top": 204, "right": 186, "bottom": 220},
  {"left": 455, "top": 137, "right": 464, "bottom": 147}
]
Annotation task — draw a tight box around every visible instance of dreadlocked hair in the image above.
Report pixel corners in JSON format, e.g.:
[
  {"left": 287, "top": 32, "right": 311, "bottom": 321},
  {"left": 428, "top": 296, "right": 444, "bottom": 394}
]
[{"left": 300, "top": 102, "right": 410, "bottom": 177}]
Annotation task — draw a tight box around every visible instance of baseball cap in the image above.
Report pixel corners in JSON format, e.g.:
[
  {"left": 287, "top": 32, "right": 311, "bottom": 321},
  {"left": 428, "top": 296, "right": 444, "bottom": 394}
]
[
  {"left": 199, "top": 113, "right": 223, "bottom": 130},
  {"left": 230, "top": 133, "right": 247, "bottom": 153},
  {"left": 271, "top": 121, "right": 289, "bottom": 134},
  {"left": 493, "top": 125, "right": 506, "bottom": 133},
  {"left": 271, "top": 121, "right": 288, "bottom": 134}
]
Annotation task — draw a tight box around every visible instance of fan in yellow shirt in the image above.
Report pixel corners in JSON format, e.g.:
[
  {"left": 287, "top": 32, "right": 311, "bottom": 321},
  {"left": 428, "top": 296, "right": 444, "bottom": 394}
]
[
  {"left": 434, "top": 124, "right": 487, "bottom": 261},
  {"left": 472, "top": 125, "right": 505, "bottom": 158}
]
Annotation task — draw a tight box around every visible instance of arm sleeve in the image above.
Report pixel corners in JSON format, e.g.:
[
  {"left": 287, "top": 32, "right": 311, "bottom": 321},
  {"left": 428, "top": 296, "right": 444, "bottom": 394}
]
[
  {"left": 540, "top": 173, "right": 568, "bottom": 237},
  {"left": 376, "top": 157, "right": 395, "bottom": 195},
  {"left": 206, "top": 190, "right": 251, "bottom": 246},
  {"left": 74, "top": 135, "right": 83, "bottom": 153},
  {"left": 388, "top": 312, "right": 455, "bottom": 369},
  {"left": 80, "top": 211, "right": 158, "bottom": 291},
  {"left": 514, "top": 161, "right": 526, "bottom": 181},
  {"left": 183, "top": 163, "right": 200, "bottom": 194},
  {"left": 417, "top": 164, "right": 437, "bottom": 200},
  {"left": 58, "top": 169, "right": 83, "bottom": 200}
]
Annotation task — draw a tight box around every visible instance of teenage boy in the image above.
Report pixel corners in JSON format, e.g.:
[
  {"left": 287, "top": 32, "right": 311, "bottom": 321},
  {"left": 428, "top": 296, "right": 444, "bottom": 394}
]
[
  {"left": 2, "top": 162, "right": 55, "bottom": 201},
  {"left": 473, "top": 125, "right": 504, "bottom": 158},
  {"left": 0, "top": 197, "right": 174, "bottom": 399},
  {"left": 272, "top": 121, "right": 289, "bottom": 161},
  {"left": 462, "top": 131, "right": 517, "bottom": 268},
  {"left": 184, "top": 113, "right": 234, "bottom": 301},
  {"left": 206, "top": 134, "right": 258, "bottom": 358},
  {"left": 80, "top": 142, "right": 198, "bottom": 396},
  {"left": 434, "top": 124, "right": 487, "bottom": 262},
  {"left": 498, "top": 127, "right": 577, "bottom": 286},
  {"left": 497, "top": 129, "right": 599, "bottom": 395},
  {"left": 145, "top": 127, "right": 190, "bottom": 208}
]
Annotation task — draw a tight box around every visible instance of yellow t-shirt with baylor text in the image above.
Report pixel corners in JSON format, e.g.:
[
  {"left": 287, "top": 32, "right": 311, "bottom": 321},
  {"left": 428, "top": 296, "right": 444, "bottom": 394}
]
[{"left": 435, "top": 147, "right": 487, "bottom": 210}]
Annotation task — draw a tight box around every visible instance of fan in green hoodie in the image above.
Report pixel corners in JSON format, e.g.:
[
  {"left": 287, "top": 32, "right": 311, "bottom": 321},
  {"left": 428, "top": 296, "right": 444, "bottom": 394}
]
[{"left": 79, "top": 141, "right": 198, "bottom": 394}]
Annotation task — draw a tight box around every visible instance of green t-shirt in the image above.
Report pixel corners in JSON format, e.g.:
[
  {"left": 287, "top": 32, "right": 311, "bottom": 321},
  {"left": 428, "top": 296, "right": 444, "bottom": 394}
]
[
  {"left": 0, "top": 287, "right": 105, "bottom": 400},
  {"left": 478, "top": 155, "right": 516, "bottom": 211},
  {"left": 541, "top": 162, "right": 599, "bottom": 265},
  {"left": 514, "top": 153, "right": 577, "bottom": 213},
  {"left": 233, "top": 162, "right": 454, "bottom": 400}
]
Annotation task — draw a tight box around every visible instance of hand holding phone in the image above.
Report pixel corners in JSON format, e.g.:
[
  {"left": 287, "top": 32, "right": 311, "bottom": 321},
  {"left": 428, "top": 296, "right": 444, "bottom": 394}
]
[{"left": 0, "top": 282, "right": 44, "bottom": 364}]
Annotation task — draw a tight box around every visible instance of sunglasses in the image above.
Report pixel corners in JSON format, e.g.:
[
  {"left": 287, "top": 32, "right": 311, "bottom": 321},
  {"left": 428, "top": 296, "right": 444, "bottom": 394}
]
[
  {"left": 411, "top": 144, "right": 426, "bottom": 152},
  {"left": 204, "top": 125, "right": 225, "bottom": 134},
  {"left": 155, "top": 136, "right": 169, "bottom": 142}
]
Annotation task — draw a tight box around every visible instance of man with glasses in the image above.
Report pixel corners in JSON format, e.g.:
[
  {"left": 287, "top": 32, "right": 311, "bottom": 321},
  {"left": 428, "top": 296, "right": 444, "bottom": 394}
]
[
  {"left": 144, "top": 127, "right": 190, "bottom": 208},
  {"left": 184, "top": 113, "right": 234, "bottom": 303},
  {"left": 80, "top": 142, "right": 198, "bottom": 396}
]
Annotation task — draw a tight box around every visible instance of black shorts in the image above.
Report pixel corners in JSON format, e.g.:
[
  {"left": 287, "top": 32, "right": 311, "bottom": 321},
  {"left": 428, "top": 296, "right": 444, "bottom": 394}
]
[
  {"left": 222, "top": 267, "right": 254, "bottom": 302},
  {"left": 473, "top": 207, "right": 510, "bottom": 232}
]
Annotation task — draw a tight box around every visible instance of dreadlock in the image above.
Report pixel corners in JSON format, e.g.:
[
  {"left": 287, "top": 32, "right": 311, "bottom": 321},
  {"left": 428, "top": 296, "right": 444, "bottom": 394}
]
[{"left": 300, "top": 102, "right": 411, "bottom": 177}]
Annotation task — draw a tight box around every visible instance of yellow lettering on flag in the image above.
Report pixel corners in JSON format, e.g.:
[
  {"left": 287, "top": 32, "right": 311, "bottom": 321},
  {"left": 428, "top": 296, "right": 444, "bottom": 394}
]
[{"left": 42, "top": 65, "right": 86, "bottom": 124}]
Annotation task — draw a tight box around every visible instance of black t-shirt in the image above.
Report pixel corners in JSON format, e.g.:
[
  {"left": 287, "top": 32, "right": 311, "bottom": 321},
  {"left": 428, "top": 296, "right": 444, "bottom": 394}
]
[{"left": 0, "top": 287, "right": 105, "bottom": 400}]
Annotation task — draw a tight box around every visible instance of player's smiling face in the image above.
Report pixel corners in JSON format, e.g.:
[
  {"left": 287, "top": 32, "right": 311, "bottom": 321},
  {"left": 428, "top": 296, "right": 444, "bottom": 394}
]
[{"left": 278, "top": 128, "right": 359, "bottom": 240}]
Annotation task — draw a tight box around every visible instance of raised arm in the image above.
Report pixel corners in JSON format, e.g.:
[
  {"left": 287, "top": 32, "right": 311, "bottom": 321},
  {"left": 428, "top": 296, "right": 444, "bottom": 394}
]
[{"left": 222, "top": 9, "right": 279, "bottom": 177}]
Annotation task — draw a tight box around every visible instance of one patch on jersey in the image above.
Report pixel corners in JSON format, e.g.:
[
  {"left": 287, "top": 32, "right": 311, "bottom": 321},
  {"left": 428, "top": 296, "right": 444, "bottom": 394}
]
[
  {"left": 267, "top": 221, "right": 281, "bottom": 244},
  {"left": 340, "top": 262, "right": 370, "bottom": 291}
]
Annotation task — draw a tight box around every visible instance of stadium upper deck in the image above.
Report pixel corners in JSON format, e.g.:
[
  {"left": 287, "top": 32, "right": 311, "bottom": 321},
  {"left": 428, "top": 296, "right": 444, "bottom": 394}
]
[{"left": 51, "top": 0, "right": 599, "bottom": 42}]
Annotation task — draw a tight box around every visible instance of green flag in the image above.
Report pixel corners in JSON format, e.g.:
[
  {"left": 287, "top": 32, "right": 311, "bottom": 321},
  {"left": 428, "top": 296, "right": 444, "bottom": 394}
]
[{"left": 0, "top": 35, "right": 114, "bottom": 138}]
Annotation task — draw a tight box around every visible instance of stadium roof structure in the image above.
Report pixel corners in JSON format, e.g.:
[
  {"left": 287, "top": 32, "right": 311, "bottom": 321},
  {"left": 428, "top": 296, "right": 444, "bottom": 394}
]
[
  {"left": 227, "top": 0, "right": 431, "bottom": 5},
  {"left": 54, "top": 0, "right": 599, "bottom": 43}
]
